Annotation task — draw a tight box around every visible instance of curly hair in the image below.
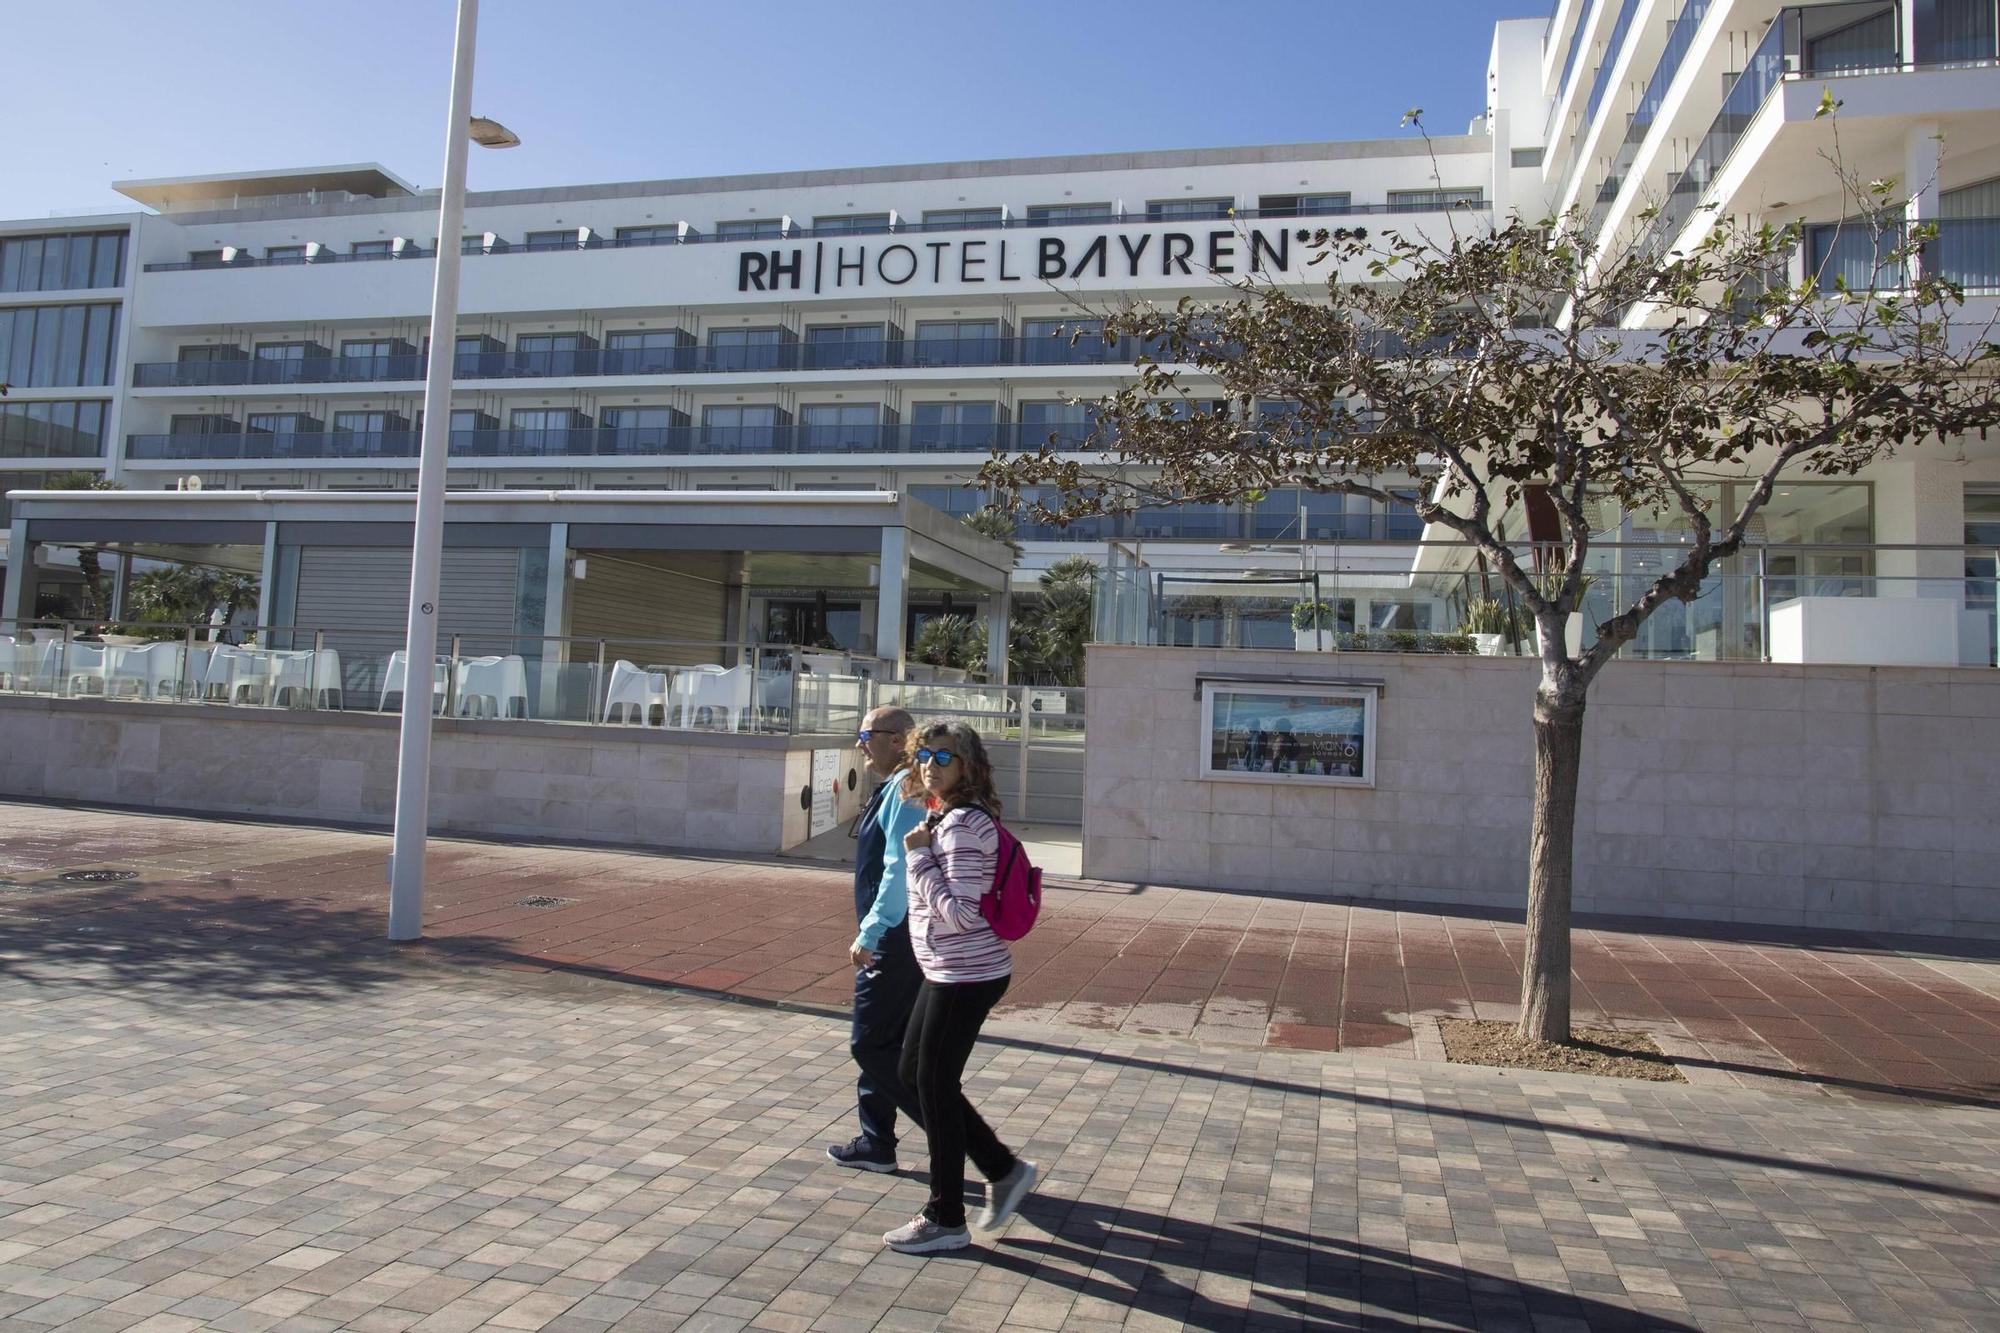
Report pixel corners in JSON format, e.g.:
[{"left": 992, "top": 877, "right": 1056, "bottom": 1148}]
[{"left": 898, "top": 720, "right": 1003, "bottom": 817}]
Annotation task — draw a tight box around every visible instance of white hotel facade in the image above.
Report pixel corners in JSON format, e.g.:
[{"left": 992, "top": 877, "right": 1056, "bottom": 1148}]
[{"left": 3, "top": 0, "right": 1999, "bottom": 666}]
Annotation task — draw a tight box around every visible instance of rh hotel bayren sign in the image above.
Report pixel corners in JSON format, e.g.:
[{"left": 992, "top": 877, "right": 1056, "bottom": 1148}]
[{"left": 737, "top": 223, "right": 1320, "bottom": 293}]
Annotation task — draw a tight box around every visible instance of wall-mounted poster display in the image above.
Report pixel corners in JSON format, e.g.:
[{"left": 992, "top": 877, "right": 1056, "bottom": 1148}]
[{"left": 1197, "top": 680, "right": 1377, "bottom": 787}]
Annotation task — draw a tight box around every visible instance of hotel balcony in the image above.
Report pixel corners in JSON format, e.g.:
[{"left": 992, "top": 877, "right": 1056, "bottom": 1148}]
[
  {"left": 123, "top": 422, "right": 1108, "bottom": 463},
  {"left": 131, "top": 335, "right": 1172, "bottom": 390}
]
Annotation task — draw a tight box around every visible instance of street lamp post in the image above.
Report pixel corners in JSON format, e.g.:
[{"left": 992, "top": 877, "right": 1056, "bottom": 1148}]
[{"left": 387, "top": 0, "right": 516, "bottom": 940}]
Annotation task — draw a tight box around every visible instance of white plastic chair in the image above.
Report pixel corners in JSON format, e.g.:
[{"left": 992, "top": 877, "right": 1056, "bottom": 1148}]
[
  {"left": 602, "top": 659, "right": 668, "bottom": 725},
  {"left": 42, "top": 641, "right": 107, "bottom": 695},
  {"left": 0, "top": 640, "right": 26, "bottom": 691},
  {"left": 379, "top": 650, "right": 448, "bottom": 712},
  {"left": 454, "top": 654, "right": 529, "bottom": 718},
  {"left": 203, "top": 645, "right": 274, "bottom": 705},
  {"left": 270, "top": 648, "right": 343, "bottom": 708},
  {"left": 674, "top": 663, "right": 750, "bottom": 731},
  {"left": 105, "top": 642, "right": 186, "bottom": 700}
]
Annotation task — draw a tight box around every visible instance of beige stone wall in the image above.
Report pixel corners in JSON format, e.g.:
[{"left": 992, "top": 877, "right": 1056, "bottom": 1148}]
[
  {"left": 1084, "top": 645, "right": 2000, "bottom": 937},
  {"left": 0, "top": 698, "right": 864, "bottom": 854}
]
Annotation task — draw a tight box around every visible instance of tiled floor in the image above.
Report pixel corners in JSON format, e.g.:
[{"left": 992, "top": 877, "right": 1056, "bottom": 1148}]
[
  {"left": 3, "top": 800, "right": 1998, "bottom": 1107},
  {"left": 1, "top": 934, "right": 1997, "bottom": 1331}
]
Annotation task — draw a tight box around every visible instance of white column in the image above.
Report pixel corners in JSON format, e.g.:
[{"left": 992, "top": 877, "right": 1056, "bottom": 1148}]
[
  {"left": 2, "top": 520, "right": 28, "bottom": 622},
  {"left": 875, "top": 526, "right": 909, "bottom": 677},
  {"left": 984, "top": 589, "right": 1010, "bottom": 685},
  {"left": 1906, "top": 120, "right": 1942, "bottom": 285},
  {"left": 388, "top": 0, "right": 480, "bottom": 942},
  {"left": 256, "top": 520, "right": 279, "bottom": 629},
  {"left": 538, "top": 522, "right": 567, "bottom": 719}
]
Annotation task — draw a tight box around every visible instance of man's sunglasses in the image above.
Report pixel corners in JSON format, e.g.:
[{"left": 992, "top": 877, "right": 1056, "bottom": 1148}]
[
  {"left": 914, "top": 747, "right": 957, "bottom": 768},
  {"left": 855, "top": 728, "right": 905, "bottom": 743}
]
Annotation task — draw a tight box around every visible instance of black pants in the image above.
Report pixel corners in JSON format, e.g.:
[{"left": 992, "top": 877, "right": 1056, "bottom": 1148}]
[
  {"left": 899, "top": 974, "right": 1016, "bottom": 1228},
  {"left": 850, "top": 925, "right": 922, "bottom": 1149}
]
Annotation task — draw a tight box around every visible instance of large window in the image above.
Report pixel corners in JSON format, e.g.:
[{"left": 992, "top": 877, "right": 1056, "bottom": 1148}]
[
  {"left": 701, "top": 405, "right": 783, "bottom": 452},
  {"left": 909, "top": 402, "right": 998, "bottom": 451},
  {"left": 601, "top": 406, "right": 686, "bottom": 453},
  {"left": 812, "top": 213, "right": 892, "bottom": 235},
  {"left": 351, "top": 240, "right": 392, "bottom": 259},
  {"left": 919, "top": 208, "right": 1003, "bottom": 230},
  {"left": 604, "top": 329, "right": 690, "bottom": 373},
  {"left": 265, "top": 245, "right": 307, "bottom": 265},
  {"left": 0, "top": 304, "right": 119, "bottom": 387},
  {"left": 1020, "top": 316, "right": 1114, "bottom": 365},
  {"left": 516, "top": 332, "right": 591, "bottom": 375},
  {"left": 523, "top": 230, "right": 578, "bottom": 252},
  {"left": 615, "top": 225, "right": 680, "bottom": 246},
  {"left": 1018, "top": 400, "right": 1100, "bottom": 449},
  {"left": 1967, "top": 489, "right": 2000, "bottom": 665},
  {"left": 908, "top": 483, "right": 989, "bottom": 519},
  {"left": 804, "top": 323, "right": 890, "bottom": 369},
  {"left": 1027, "top": 204, "right": 1115, "bottom": 225},
  {"left": 798, "top": 404, "right": 882, "bottom": 451},
  {"left": 1146, "top": 198, "right": 1233, "bottom": 220},
  {"left": 0, "top": 231, "right": 126, "bottom": 292},
  {"left": 707, "top": 327, "right": 789, "bottom": 371},
  {"left": 0, "top": 400, "right": 106, "bottom": 458},
  {"left": 716, "top": 219, "right": 783, "bottom": 239},
  {"left": 1256, "top": 193, "right": 1352, "bottom": 217},
  {"left": 1386, "top": 188, "right": 1484, "bottom": 212},
  {"left": 910, "top": 319, "right": 1000, "bottom": 367}
]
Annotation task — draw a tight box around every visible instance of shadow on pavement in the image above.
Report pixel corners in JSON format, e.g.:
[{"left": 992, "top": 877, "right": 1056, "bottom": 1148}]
[{"left": 984, "top": 1198, "right": 1698, "bottom": 1331}]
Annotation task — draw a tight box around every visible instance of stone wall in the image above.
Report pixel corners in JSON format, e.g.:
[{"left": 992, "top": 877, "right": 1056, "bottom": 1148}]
[
  {"left": 0, "top": 697, "right": 866, "bottom": 854},
  {"left": 1083, "top": 645, "right": 2000, "bottom": 937}
]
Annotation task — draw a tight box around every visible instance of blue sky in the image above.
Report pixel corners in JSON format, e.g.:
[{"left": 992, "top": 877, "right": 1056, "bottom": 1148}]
[{"left": 1, "top": 1, "right": 1536, "bottom": 219}]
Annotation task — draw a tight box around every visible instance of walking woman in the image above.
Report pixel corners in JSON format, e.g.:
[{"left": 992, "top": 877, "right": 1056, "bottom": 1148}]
[{"left": 882, "top": 721, "right": 1037, "bottom": 1255}]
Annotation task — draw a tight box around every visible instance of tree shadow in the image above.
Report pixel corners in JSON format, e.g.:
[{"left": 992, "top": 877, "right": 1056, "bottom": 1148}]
[
  {"left": 0, "top": 880, "right": 495, "bottom": 1003},
  {"left": 971, "top": 1196, "right": 1698, "bottom": 1331}
]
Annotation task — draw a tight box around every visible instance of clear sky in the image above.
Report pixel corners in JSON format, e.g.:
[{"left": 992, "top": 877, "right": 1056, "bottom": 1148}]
[{"left": 1, "top": 0, "right": 1537, "bottom": 220}]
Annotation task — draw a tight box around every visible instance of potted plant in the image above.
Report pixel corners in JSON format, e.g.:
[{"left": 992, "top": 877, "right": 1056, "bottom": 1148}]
[
  {"left": 1291, "top": 599, "right": 1337, "bottom": 651},
  {"left": 1461, "top": 598, "right": 1519, "bottom": 656}
]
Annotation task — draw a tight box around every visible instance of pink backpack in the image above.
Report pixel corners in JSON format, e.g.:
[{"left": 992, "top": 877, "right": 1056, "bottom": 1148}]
[{"left": 980, "top": 814, "right": 1043, "bottom": 941}]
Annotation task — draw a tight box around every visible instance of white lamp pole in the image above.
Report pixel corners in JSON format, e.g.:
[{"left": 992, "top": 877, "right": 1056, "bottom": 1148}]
[{"left": 388, "top": 0, "right": 511, "bottom": 940}]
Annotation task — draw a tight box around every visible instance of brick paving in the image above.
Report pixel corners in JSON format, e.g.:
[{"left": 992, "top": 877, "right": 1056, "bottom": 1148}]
[
  {"left": 2, "top": 801, "right": 1998, "bottom": 1110},
  {"left": 2, "top": 925, "right": 1999, "bottom": 1331}
]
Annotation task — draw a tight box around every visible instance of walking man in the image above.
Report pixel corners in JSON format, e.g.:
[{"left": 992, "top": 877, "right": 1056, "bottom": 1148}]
[{"left": 826, "top": 705, "right": 925, "bottom": 1172}]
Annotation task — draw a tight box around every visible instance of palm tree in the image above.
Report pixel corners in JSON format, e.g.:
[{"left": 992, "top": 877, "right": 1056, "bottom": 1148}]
[
  {"left": 912, "top": 614, "right": 986, "bottom": 671},
  {"left": 43, "top": 470, "right": 124, "bottom": 623},
  {"left": 960, "top": 507, "right": 1023, "bottom": 561}
]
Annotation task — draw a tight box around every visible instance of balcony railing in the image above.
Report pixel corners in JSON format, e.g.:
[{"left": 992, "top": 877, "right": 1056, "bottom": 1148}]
[
  {"left": 125, "top": 422, "right": 1117, "bottom": 462},
  {"left": 134, "top": 335, "right": 1182, "bottom": 387}
]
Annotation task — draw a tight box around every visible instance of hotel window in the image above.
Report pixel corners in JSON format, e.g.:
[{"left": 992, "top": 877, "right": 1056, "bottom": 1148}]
[
  {"left": 1967, "top": 490, "right": 2000, "bottom": 665},
  {"left": 604, "top": 329, "right": 690, "bottom": 373},
  {"left": 919, "top": 208, "right": 1003, "bottom": 230},
  {"left": 1019, "top": 400, "right": 1101, "bottom": 449},
  {"left": 701, "top": 404, "right": 784, "bottom": 453},
  {"left": 462, "top": 234, "right": 498, "bottom": 254},
  {"left": 615, "top": 224, "right": 680, "bottom": 246},
  {"left": 0, "top": 303, "right": 118, "bottom": 387},
  {"left": 265, "top": 245, "right": 307, "bottom": 265},
  {"left": 188, "top": 250, "right": 224, "bottom": 266},
  {"left": 812, "top": 213, "right": 893, "bottom": 235},
  {"left": 1510, "top": 147, "right": 1545, "bottom": 168},
  {"left": 516, "top": 332, "right": 593, "bottom": 375},
  {"left": 1027, "top": 203, "right": 1115, "bottom": 225},
  {"left": 1386, "top": 188, "right": 1484, "bottom": 212},
  {"left": 799, "top": 403, "right": 882, "bottom": 451},
  {"left": 341, "top": 339, "right": 395, "bottom": 359},
  {"left": 247, "top": 412, "right": 318, "bottom": 436},
  {"left": 1020, "top": 316, "right": 1111, "bottom": 365},
  {"left": 707, "top": 326, "right": 790, "bottom": 371},
  {"left": 351, "top": 240, "right": 393, "bottom": 259},
  {"left": 0, "top": 400, "right": 106, "bottom": 459},
  {"left": 523, "top": 230, "right": 577, "bottom": 252},
  {"left": 908, "top": 483, "right": 989, "bottom": 520},
  {"left": 910, "top": 319, "right": 1000, "bottom": 367},
  {"left": 804, "top": 323, "right": 890, "bottom": 369},
  {"left": 0, "top": 230, "right": 126, "bottom": 292},
  {"left": 716, "top": 219, "right": 783, "bottom": 239},
  {"left": 177, "top": 344, "right": 243, "bottom": 362},
  {"left": 909, "top": 402, "right": 998, "bottom": 451},
  {"left": 1257, "top": 193, "right": 1352, "bottom": 217},
  {"left": 1146, "top": 198, "right": 1233, "bottom": 220},
  {"left": 601, "top": 406, "right": 686, "bottom": 453},
  {"left": 332, "top": 411, "right": 401, "bottom": 433}
]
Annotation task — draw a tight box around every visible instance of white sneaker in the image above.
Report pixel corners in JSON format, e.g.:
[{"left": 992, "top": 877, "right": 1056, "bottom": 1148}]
[
  {"left": 883, "top": 1213, "right": 971, "bottom": 1254},
  {"left": 977, "top": 1158, "right": 1036, "bottom": 1231}
]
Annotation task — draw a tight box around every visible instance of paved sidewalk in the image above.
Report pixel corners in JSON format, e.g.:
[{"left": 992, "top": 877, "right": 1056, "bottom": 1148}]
[
  {"left": 3, "top": 801, "right": 1999, "bottom": 1108},
  {"left": 2, "top": 935, "right": 1998, "bottom": 1331}
]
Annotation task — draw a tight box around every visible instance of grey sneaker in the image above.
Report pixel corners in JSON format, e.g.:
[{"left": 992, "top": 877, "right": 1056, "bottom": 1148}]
[
  {"left": 826, "top": 1136, "right": 897, "bottom": 1173},
  {"left": 883, "top": 1213, "right": 970, "bottom": 1254},
  {"left": 977, "top": 1158, "right": 1037, "bottom": 1232}
]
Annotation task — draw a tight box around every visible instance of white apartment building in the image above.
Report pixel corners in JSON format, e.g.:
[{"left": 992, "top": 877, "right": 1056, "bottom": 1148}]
[{"left": 2, "top": 0, "right": 1997, "bottom": 665}]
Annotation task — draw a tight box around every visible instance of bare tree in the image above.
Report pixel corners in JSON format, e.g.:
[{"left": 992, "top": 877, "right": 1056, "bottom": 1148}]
[{"left": 983, "top": 115, "right": 2000, "bottom": 1043}]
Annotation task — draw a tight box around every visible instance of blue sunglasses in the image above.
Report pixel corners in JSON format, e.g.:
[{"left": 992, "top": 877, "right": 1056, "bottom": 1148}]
[{"left": 914, "top": 747, "right": 957, "bottom": 768}]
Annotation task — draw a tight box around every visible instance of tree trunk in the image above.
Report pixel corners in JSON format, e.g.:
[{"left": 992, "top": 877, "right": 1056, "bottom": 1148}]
[
  {"left": 1519, "top": 675, "right": 1587, "bottom": 1043},
  {"left": 75, "top": 548, "right": 107, "bottom": 622}
]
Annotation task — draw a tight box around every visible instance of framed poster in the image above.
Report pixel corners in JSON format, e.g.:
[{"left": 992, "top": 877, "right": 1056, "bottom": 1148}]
[
  {"left": 1198, "top": 681, "right": 1377, "bottom": 787},
  {"left": 809, "top": 748, "right": 842, "bottom": 837}
]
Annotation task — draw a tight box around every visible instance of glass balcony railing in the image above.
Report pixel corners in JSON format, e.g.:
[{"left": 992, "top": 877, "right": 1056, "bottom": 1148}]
[
  {"left": 125, "top": 422, "right": 1136, "bottom": 462},
  {"left": 131, "top": 334, "right": 1188, "bottom": 387}
]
